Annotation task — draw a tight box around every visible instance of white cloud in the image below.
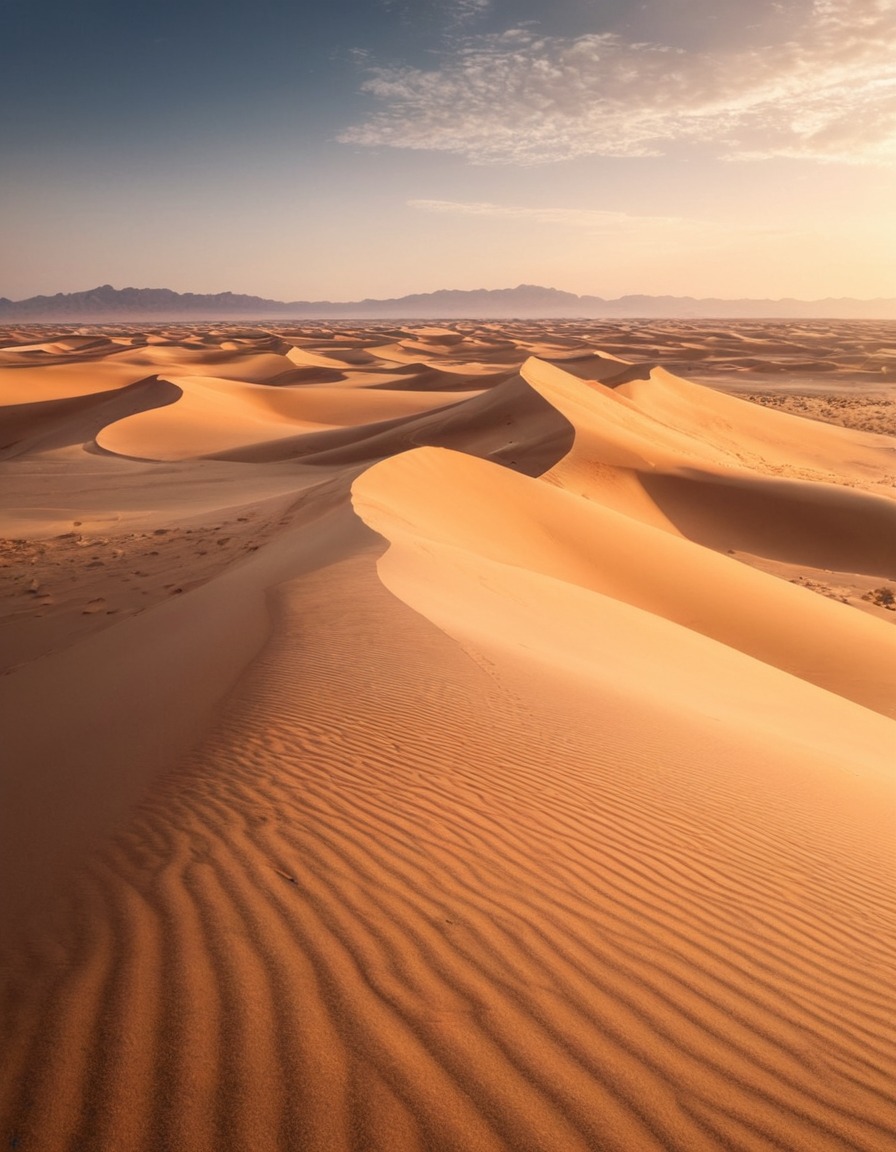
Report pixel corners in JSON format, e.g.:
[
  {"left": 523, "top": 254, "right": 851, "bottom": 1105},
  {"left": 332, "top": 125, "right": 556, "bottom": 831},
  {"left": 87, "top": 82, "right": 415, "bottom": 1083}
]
[{"left": 341, "top": 0, "right": 896, "bottom": 165}]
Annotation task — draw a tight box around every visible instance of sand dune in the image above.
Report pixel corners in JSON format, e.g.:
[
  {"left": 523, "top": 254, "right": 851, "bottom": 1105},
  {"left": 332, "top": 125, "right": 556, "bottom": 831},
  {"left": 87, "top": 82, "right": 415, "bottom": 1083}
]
[
  {"left": 96, "top": 377, "right": 481, "bottom": 461},
  {"left": 351, "top": 446, "right": 896, "bottom": 717},
  {"left": 522, "top": 357, "right": 894, "bottom": 485},
  {"left": 1, "top": 320, "right": 894, "bottom": 1152},
  {"left": 0, "top": 377, "right": 179, "bottom": 460},
  {"left": 108, "top": 345, "right": 300, "bottom": 382}
]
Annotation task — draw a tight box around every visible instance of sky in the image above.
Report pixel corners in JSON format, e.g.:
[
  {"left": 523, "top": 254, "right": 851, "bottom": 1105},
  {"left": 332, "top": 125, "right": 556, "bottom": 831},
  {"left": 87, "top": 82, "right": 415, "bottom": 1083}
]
[{"left": 2, "top": 0, "right": 895, "bottom": 301}]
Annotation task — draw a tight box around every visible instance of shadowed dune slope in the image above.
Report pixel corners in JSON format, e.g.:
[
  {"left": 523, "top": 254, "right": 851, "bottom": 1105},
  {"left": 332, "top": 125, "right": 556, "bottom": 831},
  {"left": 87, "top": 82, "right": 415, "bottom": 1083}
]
[
  {"left": 519, "top": 357, "right": 896, "bottom": 574},
  {"left": 0, "top": 378, "right": 180, "bottom": 459},
  {"left": 125, "top": 373, "right": 573, "bottom": 474},
  {"left": 639, "top": 467, "right": 896, "bottom": 574},
  {"left": 294, "top": 373, "right": 575, "bottom": 476}
]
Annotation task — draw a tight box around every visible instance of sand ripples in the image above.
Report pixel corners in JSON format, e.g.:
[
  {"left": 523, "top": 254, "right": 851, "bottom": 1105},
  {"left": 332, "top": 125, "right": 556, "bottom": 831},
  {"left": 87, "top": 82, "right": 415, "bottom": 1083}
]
[{"left": 3, "top": 554, "right": 893, "bottom": 1151}]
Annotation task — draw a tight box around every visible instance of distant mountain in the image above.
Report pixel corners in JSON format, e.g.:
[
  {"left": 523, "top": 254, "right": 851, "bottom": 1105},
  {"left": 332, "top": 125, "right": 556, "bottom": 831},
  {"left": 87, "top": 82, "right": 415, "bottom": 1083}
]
[
  {"left": 1, "top": 283, "right": 895, "bottom": 320},
  {"left": 0, "top": 285, "right": 293, "bottom": 321}
]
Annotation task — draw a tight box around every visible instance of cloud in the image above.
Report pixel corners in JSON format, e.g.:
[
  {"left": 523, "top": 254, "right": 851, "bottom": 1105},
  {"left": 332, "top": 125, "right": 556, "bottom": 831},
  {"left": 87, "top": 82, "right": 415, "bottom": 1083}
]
[
  {"left": 340, "top": 0, "right": 896, "bottom": 165},
  {"left": 410, "top": 198, "right": 711, "bottom": 231},
  {"left": 452, "top": 0, "right": 491, "bottom": 20},
  {"left": 381, "top": 0, "right": 491, "bottom": 27},
  {"left": 407, "top": 198, "right": 782, "bottom": 250}
]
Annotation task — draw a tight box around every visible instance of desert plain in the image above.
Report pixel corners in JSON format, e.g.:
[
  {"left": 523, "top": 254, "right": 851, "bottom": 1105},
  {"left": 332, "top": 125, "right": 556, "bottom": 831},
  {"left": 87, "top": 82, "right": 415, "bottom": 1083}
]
[{"left": 0, "top": 318, "right": 894, "bottom": 1151}]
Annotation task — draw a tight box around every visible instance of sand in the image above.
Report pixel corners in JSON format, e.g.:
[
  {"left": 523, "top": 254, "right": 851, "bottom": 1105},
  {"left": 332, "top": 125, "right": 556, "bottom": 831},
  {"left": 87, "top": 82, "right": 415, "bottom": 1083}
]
[{"left": 1, "top": 319, "right": 894, "bottom": 1151}]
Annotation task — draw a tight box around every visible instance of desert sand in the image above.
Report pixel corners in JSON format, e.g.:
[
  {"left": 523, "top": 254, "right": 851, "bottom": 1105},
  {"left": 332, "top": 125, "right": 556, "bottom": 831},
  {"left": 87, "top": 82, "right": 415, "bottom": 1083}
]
[{"left": 1, "top": 319, "right": 894, "bottom": 1151}]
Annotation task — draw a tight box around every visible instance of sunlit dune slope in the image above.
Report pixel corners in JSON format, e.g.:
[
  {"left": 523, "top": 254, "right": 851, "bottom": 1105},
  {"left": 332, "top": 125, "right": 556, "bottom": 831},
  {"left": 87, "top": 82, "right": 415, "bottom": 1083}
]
[
  {"left": 351, "top": 445, "right": 896, "bottom": 718},
  {"left": 96, "top": 377, "right": 481, "bottom": 460},
  {"left": 522, "top": 356, "right": 894, "bottom": 485}
]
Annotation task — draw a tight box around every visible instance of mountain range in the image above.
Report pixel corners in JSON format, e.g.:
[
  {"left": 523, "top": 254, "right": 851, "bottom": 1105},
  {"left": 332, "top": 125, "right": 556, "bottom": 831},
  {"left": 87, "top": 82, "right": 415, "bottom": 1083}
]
[{"left": 1, "top": 283, "right": 895, "bottom": 320}]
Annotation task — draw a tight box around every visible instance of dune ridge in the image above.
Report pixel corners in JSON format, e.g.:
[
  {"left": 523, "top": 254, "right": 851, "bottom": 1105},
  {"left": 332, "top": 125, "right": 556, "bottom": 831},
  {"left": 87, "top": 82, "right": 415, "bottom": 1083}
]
[
  {"left": 351, "top": 445, "right": 896, "bottom": 718},
  {"left": 1, "top": 320, "right": 894, "bottom": 1151}
]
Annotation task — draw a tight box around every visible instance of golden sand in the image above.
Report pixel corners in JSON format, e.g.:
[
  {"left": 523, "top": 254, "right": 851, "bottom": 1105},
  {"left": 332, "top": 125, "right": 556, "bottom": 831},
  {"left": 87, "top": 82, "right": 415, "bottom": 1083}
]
[{"left": 1, "top": 320, "right": 894, "bottom": 1151}]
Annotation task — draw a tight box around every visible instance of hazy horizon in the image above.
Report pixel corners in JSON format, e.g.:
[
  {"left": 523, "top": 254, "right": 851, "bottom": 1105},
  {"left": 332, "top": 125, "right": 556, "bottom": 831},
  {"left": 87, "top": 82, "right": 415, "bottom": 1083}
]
[
  {"left": 5, "top": 281, "right": 896, "bottom": 307},
  {"left": 3, "top": 1, "right": 895, "bottom": 303}
]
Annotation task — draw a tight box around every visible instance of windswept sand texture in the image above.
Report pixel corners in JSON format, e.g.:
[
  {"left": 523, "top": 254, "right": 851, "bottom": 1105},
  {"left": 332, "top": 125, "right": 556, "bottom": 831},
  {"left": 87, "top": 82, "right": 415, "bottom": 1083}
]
[{"left": 1, "top": 320, "right": 895, "bottom": 1152}]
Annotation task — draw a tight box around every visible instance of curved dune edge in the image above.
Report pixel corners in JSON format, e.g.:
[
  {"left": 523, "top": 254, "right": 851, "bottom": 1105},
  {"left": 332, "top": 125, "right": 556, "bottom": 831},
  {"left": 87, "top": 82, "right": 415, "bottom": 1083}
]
[
  {"left": 96, "top": 377, "right": 482, "bottom": 461},
  {"left": 0, "top": 377, "right": 182, "bottom": 461},
  {"left": 520, "top": 356, "right": 895, "bottom": 490},
  {"left": 351, "top": 446, "right": 896, "bottom": 720},
  {"left": 514, "top": 356, "right": 896, "bottom": 604}
]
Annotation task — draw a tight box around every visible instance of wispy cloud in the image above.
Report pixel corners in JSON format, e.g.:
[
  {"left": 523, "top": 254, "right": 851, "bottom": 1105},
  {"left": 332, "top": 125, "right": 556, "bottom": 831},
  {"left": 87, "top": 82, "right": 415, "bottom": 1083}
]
[
  {"left": 451, "top": 0, "right": 491, "bottom": 21},
  {"left": 341, "top": 0, "right": 896, "bottom": 165},
  {"left": 408, "top": 198, "right": 781, "bottom": 248},
  {"left": 381, "top": 0, "right": 491, "bottom": 28},
  {"left": 410, "top": 198, "right": 711, "bottom": 232}
]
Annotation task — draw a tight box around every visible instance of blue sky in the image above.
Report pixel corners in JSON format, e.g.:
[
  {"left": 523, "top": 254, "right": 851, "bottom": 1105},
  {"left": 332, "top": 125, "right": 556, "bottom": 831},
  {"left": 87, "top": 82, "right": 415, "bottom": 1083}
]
[{"left": 2, "top": 0, "right": 895, "bottom": 300}]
